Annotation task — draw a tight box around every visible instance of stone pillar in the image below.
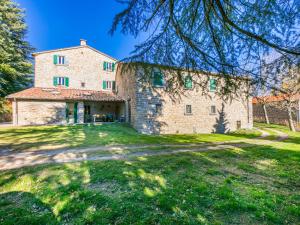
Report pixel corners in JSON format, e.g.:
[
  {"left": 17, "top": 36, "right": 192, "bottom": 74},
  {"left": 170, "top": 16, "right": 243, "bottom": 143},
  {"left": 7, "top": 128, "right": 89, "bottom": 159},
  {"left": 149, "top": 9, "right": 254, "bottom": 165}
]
[
  {"left": 12, "top": 100, "right": 18, "bottom": 126},
  {"left": 78, "top": 102, "right": 84, "bottom": 124}
]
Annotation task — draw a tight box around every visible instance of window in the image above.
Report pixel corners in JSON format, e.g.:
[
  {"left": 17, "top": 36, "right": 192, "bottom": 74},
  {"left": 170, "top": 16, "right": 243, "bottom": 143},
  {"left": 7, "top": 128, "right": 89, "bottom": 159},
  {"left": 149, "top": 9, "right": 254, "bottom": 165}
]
[
  {"left": 209, "top": 78, "right": 217, "bottom": 92},
  {"left": 152, "top": 70, "right": 164, "bottom": 87},
  {"left": 81, "top": 82, "right": 85, "bottom": 88},
  {"left": 184, "top": 75, "right": 193, "bottom": 89},
  {"left": 53, "top": 55, "right": 66, "bottom": 65},
  {"left": 185, "top": 105, "right": 192, "bottom": 115},
  {"left": 103, "top": 61, "right": 115, "bottom": 72},
  {"left": 210, "top": 105, "right": 216, "bottom": 114},
  {"left": 53, "top": 77, "right": 69, "bottom": 87},
  {"left": 102, "top": 80, "right": 116, "bottom": 90},
  {"left": 236, "top": 120, "right": 242, "bottom": 130},
  {"left": 155, "top": 104, "right": 162, "bottom": 115}
]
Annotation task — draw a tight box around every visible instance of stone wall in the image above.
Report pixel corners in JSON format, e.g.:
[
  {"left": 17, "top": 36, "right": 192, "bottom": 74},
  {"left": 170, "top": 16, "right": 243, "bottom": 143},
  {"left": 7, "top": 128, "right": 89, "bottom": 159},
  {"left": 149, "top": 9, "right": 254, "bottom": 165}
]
[
  {"left": 13, "top": 100, "right": 66, "bottom": 126},
  {"left": 115, "top": 66, "right": 137, "bottom": 126},
  {"left": 253, "top": 101, "right": 300, "bottom": 127},
  {"left": 116, "top": 67, "right": 253, "bottom": 134},
  {"left": 34, "top": 46, "right": 116, "bottom": 91}
]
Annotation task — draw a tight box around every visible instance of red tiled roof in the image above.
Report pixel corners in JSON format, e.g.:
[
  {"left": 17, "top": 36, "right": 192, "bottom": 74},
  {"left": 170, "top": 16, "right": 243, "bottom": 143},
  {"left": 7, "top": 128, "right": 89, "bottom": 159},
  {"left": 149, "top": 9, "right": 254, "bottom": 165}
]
[
  {"left": 6, "top": 87, "right": 125, "bottom": 102},
  {"left": 253, "top": 94, "right": 300, "bottom": 104}
]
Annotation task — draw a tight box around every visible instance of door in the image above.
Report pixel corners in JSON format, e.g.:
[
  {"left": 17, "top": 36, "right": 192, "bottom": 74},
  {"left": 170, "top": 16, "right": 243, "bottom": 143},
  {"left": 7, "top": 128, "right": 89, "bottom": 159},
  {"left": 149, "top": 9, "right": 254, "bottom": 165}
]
[{"left": 84, "top": 105, "right": 91, "bottom": 123}]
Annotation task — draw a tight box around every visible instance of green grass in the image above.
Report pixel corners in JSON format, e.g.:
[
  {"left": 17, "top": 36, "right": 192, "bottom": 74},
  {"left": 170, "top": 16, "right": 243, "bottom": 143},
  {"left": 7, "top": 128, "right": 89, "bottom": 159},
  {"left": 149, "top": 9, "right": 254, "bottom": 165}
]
[
  {"left": 0, "top": 123, "right": 260, "bottom": 152},
  {"left": 0, "top": 123, "right": 299, "bottom": 224}
]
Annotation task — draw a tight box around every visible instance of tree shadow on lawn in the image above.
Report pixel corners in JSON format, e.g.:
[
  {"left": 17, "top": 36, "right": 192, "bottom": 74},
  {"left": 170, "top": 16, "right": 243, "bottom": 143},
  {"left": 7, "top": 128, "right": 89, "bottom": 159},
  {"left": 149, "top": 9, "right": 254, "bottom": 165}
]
[
  {"left": 0, "top": 141, "right": 299, "bottom": 224},
  {"left": 0, "top": 123, "right": 262, "bottom": 153},
  {"left": 0, "top": 191, "right": 58, "bottom": 225}
]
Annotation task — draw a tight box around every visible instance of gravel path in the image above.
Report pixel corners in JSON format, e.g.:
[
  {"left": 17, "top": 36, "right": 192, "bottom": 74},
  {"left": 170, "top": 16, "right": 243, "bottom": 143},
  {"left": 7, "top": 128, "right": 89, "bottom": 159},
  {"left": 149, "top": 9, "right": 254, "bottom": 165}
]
[{"left": 0, "top": 128, "right": 288, "bottom": 171}]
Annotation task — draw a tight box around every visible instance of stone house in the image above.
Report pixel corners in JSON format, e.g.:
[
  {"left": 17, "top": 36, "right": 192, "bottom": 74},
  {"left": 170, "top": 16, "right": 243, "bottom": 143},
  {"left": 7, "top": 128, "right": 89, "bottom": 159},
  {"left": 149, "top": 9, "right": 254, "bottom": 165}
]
[
  {"left": 115, "top": 65, "right": 253, "bottom": 134},
  {"left": 7, "top": 40, "right": 253, "bottom": 134}
]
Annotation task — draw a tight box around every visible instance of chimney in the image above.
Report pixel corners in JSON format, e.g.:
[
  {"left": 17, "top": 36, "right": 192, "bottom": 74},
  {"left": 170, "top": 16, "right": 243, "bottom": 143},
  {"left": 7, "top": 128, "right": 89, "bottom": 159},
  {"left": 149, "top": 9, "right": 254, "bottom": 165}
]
[{"left": 80, "top": 39, "right": 87, "bottom": 46}]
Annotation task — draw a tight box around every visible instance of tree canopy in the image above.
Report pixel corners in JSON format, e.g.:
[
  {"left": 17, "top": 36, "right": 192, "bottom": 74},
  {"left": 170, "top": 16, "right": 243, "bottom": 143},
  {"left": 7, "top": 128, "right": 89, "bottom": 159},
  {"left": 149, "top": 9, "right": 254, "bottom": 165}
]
[
  {"left": 111, "top": 0, "right": 300, "bottom": 93},
  {"left": 0, "top": 0, "right": 33, "bottom": 98}
]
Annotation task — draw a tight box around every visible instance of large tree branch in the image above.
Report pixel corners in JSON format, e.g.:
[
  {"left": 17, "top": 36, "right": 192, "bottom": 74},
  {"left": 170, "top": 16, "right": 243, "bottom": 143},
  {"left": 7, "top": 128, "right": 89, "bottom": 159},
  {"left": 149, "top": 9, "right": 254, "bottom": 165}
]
[{"left": 215, "top": 0, "right": 300, "bottom": 55}]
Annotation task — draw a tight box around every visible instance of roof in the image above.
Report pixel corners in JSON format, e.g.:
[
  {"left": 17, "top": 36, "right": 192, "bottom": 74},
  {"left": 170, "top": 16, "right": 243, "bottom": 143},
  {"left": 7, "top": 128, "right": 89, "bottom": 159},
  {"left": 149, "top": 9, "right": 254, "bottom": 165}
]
[
  {"left": 32, "top": 45, "right": 118, "bottom": 61},
  {"left": 6, "top": 87, "right": 125, "bottom": 102},
  {"left": 117, "top": 62, "right": 251, "bottom": 81},
  {"left": 253, "top": 94, "right": 300, "bottom": 104}
]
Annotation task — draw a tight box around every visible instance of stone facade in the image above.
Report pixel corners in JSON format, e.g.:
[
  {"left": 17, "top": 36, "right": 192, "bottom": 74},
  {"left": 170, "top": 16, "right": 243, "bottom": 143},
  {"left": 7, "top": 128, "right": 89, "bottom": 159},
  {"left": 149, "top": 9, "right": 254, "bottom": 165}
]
[
  {"left": 13, "top": 100, "right": 66, "bottom": 126},
  {"left": 34, "top": 44, "right": 117, "bottom": 91},
  {"left": 116, "top": 67, "right": 253, "bottom": 134}
]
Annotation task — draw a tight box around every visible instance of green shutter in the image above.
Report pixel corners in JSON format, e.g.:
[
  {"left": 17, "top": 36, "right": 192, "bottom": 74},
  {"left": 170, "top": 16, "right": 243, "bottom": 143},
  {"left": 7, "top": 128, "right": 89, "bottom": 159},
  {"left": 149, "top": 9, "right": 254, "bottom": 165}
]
[
  {"left": 112, "top": 81, "right": 116, "bottom": 90},
  {"left": 53, "top": 77, "right": 58, "bottom": 86},
  {"left": 65, "top": 77, "right": 69, "bottom": 87},
  {"left": 53, "top": 55, "right": 58, "bottom": 64},
  {"left": 153, "top": 72, "right": 164, "bottom": 86},
  {"left": 65, "top": 103, "right": 69, "bottom": 123},
  {"left": 184, "top": 76, "right": 192, "bottom": 89},
  {"left": 103, "top": 61, "right": 107, "bottom": 70},
  {"left": 210, "top": 79, "right": 216, "bottom": 92},
  {"left": 103, "top": 80, "right": 107, "bottom": 89},
  {"left": 74, "top": 102, "right": 78, "bottom": 123},
  {"left": 112, "top": 63, "right": 115, "bottom": 72}
]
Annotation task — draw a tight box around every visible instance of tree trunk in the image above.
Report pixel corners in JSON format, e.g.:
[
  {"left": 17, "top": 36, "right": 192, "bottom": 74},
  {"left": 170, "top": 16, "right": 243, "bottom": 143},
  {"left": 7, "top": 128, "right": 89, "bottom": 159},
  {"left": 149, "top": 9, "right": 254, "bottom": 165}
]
[
  {"left": 287, "top": 104, "right": 296, "bottom": 132},
  {"left": 263, "top": 104, "right": 270, "bottom": 124}
]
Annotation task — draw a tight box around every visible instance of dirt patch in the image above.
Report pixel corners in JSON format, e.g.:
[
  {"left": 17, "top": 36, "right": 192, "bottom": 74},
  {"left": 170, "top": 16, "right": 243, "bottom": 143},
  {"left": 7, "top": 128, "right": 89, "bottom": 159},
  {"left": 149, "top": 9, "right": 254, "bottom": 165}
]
[{"left": 86, "top": 181, "right": 123, "bottom": 197}]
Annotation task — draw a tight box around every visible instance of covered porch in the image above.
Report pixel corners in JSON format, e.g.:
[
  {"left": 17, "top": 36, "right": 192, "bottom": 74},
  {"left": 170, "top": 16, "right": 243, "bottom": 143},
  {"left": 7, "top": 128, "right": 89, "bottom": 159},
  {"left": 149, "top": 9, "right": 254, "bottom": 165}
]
[{"left": 66, "top": 101, "right": 125, "bottom": 124}]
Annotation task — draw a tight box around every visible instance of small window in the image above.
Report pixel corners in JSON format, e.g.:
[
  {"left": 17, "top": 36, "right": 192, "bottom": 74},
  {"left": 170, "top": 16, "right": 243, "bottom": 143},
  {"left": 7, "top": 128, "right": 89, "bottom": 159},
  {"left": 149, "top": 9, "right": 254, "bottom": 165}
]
[
  {"left": 152, "top": 70, "right": 164, "bottom": 87},
  {"left": 58, "top": 56, "right": 65, "bottom": 65},
  {"left": 185, "top": 105, "right": 192, "bottom": 115},
  {"left": 106, "top": 81, "right": 112, "bottom": 89},
  {"left": 54, "top": 55, "right": 66, "bottom": 65},
  {"left": 155, "top": 104, "right": 162, "bottom": 115},
  {"left": 184, "top": 75, "right": 193, "bottom": 89},
  {"left": 54, "top": 76, "right": 69, "bottom": 87},
  {"left": 103, "top": 62, "right": 115, "bottom": 72},
  {"left": 102, "top": 80, "right": 116, "bottom": 90},
  {"left": 81, "top": 82, "right": 85, "bottom": 88},
  {"left": 209, "top": 78, "right": 217, "bottom": 92},
  {"left": 237, "top": 120, "right": 242, "bottom": 130},
  {"left": 210, "top": 105, "right": 216, "bottom": 114}
]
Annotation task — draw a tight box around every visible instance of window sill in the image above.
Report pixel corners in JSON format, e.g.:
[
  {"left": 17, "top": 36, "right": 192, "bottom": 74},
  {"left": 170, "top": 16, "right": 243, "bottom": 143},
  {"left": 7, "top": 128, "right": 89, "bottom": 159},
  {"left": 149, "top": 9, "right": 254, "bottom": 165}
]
[
  {"left": 210, "top": 113, "right": 217, "bottom": 116},
  {"left": 55, "top": 64, "right": 69, "bottom": 66},
  {"left": 153, "top": 85, "right": 165, "bottom": 88},
  {"left": 184, "top": 113, "right": 193, "bottom": 116}
]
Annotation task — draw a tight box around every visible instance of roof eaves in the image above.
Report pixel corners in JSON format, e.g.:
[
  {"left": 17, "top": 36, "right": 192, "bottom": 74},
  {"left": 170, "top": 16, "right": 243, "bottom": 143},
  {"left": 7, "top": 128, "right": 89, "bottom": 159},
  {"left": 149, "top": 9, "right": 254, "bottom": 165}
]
[{"left": 32, "top": 45, "right": 118, "bottom": 61}]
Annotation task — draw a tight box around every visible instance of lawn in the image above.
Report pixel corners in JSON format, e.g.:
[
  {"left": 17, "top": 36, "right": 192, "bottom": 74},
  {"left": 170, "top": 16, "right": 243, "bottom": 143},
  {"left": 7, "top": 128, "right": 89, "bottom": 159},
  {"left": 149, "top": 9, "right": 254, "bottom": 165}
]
[
  {"left": 0, "top": 123, "right": 299, "bottom": 224},
  {"left": 0, "top": 123, "right": 260, "bottom": 152}
]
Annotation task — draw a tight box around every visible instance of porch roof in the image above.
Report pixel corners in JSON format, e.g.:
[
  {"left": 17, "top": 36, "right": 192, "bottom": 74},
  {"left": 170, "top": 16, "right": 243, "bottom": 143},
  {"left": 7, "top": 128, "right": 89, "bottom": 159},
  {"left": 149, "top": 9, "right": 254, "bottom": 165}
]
[{"left": 6, "top": 87, "right": 125, "bottom": 102}]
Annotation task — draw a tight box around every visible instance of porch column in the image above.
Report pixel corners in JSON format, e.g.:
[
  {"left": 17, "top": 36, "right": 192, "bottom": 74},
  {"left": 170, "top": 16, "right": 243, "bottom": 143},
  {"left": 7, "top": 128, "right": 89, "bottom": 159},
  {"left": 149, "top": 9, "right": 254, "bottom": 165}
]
[
  {"left": 78, "top": 102, "right": 84, "bottom": 124},
  {"left": 12, "top": 99, "right": 18, "bottom": 126}
]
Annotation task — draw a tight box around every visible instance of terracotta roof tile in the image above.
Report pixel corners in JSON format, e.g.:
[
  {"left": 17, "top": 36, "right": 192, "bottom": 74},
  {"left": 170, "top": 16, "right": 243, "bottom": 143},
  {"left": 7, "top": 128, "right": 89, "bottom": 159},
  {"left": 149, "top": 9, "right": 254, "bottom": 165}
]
[
  {"left": 6, "top": 87, "right": 125, "bottom": 102},
  {"left": 253, "top": 94, "right": 300, "bottom": 104}
]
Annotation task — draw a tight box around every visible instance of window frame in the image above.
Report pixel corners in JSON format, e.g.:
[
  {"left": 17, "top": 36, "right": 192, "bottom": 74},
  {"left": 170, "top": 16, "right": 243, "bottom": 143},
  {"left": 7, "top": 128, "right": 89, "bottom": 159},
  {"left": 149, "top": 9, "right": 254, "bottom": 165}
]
[
  {"left": 210, "top": 105, "right": 217, "bottom": 115},
  {"left": 54, "top": 76, "right": 69, "bottom": 87},
  {"left": 58, "top": 77, "right": 65, "bottom": 85},
  {"left": 155, "top": 103, "right": 162, "bottom": 115},
  {"left": 103, "top": 62, "right": 115, "bottom": 72},
  {"left": 209, "top": 78, "right": 217, "bottom": 92},
  {"left": 184, "top": 75, "right": 193, "bottom": 89},
  {"left": 56, "top": 55, "right": 66, "bottom": 65},
  {"left": 185, "top": 104, "right": 192, "bottom": 115},
  {"left": 152, "top": 69, "right": 164, "bottom": 87}
]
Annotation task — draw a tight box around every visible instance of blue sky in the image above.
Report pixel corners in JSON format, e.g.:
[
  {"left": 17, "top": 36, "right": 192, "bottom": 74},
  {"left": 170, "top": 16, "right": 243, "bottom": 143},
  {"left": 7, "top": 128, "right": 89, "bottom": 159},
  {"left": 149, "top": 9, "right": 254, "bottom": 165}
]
[{"left": 15, "top": 0, "right": 143, "bottom": 59}]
